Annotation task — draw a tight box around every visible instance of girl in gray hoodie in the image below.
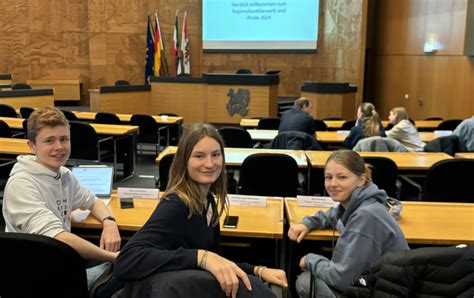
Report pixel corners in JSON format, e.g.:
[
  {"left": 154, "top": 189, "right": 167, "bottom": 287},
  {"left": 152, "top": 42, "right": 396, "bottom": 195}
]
[{"left": 288, "top": 150, "right": 408, "bottom": 297}]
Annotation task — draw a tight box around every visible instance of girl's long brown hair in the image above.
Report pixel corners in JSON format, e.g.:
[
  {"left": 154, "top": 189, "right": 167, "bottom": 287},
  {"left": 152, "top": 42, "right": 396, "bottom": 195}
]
[
  {"left": 163, "top": 123, "right": 227, "bottom": 226},
  {"left": 359, "top": 102, "right": 382, "bottom": 137}
]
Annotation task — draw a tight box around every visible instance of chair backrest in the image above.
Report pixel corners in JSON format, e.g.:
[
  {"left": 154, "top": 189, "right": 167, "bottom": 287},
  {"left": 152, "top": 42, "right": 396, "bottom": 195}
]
[
  {"left": 363, "top": 157, "right": 398, "bottom": 198},
  {"left": 130, "top": 114, "right": 159, "bottom": 143},
  {"left": 423, "top": 135, "right": 466, "bottom": 156},
  {"left": 0, "top": 104, "right": 18, "bottom": 117},
  {"left": 69, "top": 121, "right": 100, "bottom": 160},
  {"left": 61, "top": 109, "right": 78, "bottom": 121},
  {"left": 0, "top": 120, "right": 12, "bottom": 137},
  {"left": 436, "top": 119, "right": 463, "bottom": 131},
  {"left": 341, "top": 120, "right": 356, "bottom": 130},
  {"left": 0, "top": 232, "right": 88, "bottom": 298},
  {"left": 423, "top": 159, "right": 474, "bottom": 203},
  {"left": 218, "top": 127, "right": 253, "bottom": 148},
  {"left": 313, "top": 119, "right": 328, "bottom": 131},
  {"left": 115, "top": 80, "right": 130, "bottom": 86},
  {"left": 424, "top": 116, "right": 443, "bottom": 121},
  {"left": 11, "top": 83, "right": 32, "bottom": 90},
  {"left": 239, "top": 153, "right": 299, "bottom": 197},
  {"left": 266, "top": 131, "right": 323, "bottom": 151},
  {"left": 159, "top": 112, "right": 178, "bottom": 117},
  {"left": 257, "top": 117, "right": 281, "bottom": 130},
  {"left": 19, "top": 106, "right": 35, "bottom": 119},
  {"left": 94, "top": 112, "right": 121, "bottom": 124},
  {"left": 236, "top": 69, "right": 252, "bottom": 74},
  {"left": 158, "top": 153, "right": 175, "bottom": 190}
]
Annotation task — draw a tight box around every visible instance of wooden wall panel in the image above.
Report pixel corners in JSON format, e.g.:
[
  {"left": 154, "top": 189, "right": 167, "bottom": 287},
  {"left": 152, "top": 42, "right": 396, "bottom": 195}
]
[
  {"left": 1, "top": 0, "right": 367, "bottom": 105},
  {"left": 374, "top": 0, "right": 474, "bottom": 119}
]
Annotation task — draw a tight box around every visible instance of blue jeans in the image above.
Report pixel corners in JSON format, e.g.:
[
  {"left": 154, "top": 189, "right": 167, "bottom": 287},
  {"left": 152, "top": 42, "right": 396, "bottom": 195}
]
[
  {"left": 295, "top": 271, "right": 336, "bottom": 298},
  {"left": 86, "top": 262, "right": 111, "bottom": 290}
]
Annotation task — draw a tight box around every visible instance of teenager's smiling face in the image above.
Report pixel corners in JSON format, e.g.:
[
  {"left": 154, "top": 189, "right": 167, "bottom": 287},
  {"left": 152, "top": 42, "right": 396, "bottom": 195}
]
[
  {"left": 187, "top": 136, "right": 223, "bottom": 194},
  {"left": 28, "top": 125, "right": 71, "bottom": 173},
  {"left": 324, "top": 160, "right": 366, "bottom": 207}
]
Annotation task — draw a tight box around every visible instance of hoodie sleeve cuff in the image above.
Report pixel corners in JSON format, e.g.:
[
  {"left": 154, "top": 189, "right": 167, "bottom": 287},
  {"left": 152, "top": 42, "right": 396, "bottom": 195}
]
[{"left": 305, "top": 253, "right": 330, "bottom": 273}]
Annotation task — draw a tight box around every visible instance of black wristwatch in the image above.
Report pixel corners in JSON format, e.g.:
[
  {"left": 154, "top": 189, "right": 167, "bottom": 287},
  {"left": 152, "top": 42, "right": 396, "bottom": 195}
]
[{"left": 102, "top": 215, "right": 116, "bottom": 223}]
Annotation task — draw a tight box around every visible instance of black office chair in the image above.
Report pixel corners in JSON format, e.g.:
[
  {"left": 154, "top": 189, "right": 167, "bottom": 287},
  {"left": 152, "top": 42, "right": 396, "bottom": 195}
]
[
  {"left": 158, "top": 153, "right": 175, "bottom": 190},
  {"left": 114, "top": 80, "right": 130, "bottom": 86},
  {"left": 423, "top": 159, "right": 474, "bottom": 203},
  {"left": 11, "top": 83, "right": 32, "bottom": 90},
  {"left": 130, "top": 114, "right": 168, "bottom": 155},
  {"left": 314, "top": 119, "right": 328, "bottom": 131},
  {"left": 19, "top": 106, "right": 35, "bottom": 119},
  {"left": 239, "top": 153, "right": 299, "bottom": 197},
  {"left": 257, "top": 117, "right": 280, "bottom": 130},
  {"left": 424, "top": 116, "right": 443, "bottom": 121},
  {"left": 341, "top": 120, "right": 356, "bottom": 130},
  {"left": 0, "top": 104, "right": 18, "bottom": 117},
  {"left": 436, "top": 119, "right": 463, "bottom": 131},
  {"left": 266, "top": 131, "right": 323, "bottom": 151},
  {"left": 218, "top": 127, "right": 253, "bottom": 148},
  {"left": 363, "top": 157, "right": 398, "bottom": 198},
  {"left": 159, "top": 112, "right": 178, "bottom": 117},
  {"left": 159, "top": 112, "right": 180, "bottom": 145},
  {"left": 0, "top": 233, "right": 88, "bottom": 298},
  {"left": 0, "top": 119, "right": 24, "bottom": 138},
  {"left": 61, "top": 109, "right": 78, "bottom": 121},
  {"left": 423, "top": 135, "right": 467, "bottom": 156},
  {"left": 69, "top": 121, "right": 115, "bottom": 168},
  {"left": 236, "top": 69, "right": 252, "bottom": 74},
  {"left": 94, "top": 112, "right": 121, "bottom": 124}
]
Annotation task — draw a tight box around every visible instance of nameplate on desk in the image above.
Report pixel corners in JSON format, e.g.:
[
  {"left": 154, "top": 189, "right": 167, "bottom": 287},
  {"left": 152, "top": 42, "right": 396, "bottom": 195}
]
[
  {"left": 297, "top": 196, "right": 339, "bottom": 208},
  {"left": 227, "top": 194, "right": 267, "bottom": 207},
  {"left": 336, "top": 130, "right": 350, "bottom": 135},
  {"left": 117, "top": 187, "right": 159, "bottom": 199},
  {"left": 434, "top": 130, "right": 452, "bottom": 136}
]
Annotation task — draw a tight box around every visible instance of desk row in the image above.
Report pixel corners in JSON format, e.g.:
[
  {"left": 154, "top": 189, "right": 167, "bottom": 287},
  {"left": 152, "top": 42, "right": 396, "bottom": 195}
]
[{"left": 72, "top": 195, "right": 474, "bottom": 246}]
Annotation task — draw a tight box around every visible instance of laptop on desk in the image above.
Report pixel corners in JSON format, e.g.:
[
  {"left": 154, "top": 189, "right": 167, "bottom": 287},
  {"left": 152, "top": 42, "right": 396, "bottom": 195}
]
[{"left": 72, "top": 166, "right": 114, "bottom": 199}]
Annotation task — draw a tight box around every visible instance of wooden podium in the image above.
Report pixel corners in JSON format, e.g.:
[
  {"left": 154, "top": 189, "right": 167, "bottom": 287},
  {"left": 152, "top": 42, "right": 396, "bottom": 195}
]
[
  {"left": 151, "top": 73, "right": 279, "bottom": 124},
  {"left": 300, "top": 82, "right": 357, "bottom": 120}
]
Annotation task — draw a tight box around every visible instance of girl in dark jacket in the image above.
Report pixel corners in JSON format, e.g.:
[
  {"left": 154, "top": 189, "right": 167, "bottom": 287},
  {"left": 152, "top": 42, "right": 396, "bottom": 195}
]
[{"left": 344, "top": 102, "right": 386, "bottom": 149}]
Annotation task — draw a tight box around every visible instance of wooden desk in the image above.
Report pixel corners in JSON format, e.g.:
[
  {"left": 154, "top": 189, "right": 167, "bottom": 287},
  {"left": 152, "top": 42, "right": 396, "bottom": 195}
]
[
  {"left": 74, "top": 111, "right": 183, "bottom": 125},
  {"left": 247, "top": 129, "right": 437, "bottom": 144},
  {"left": 72, "top": 195, "right": 284, "bottom": 239},
  {"left": 157, "top": 146, "right": 308, "bottom": 168},
  {"left": 26, "top": 80, "right": 81, "bottom": 101},
  {"left": 90, "top": 85, "right": 151, "bottom": 115},
  {"left": 0, "top": 89, "right": 54, "bottom": 109},
  {"left": 0, "top": 116, "right": 138, "bottom": 136},
  {"left": 455, "top": 153, "right": 474, "bottom": 159},
  {"left": 0, "top": 138, "right": 30, "bottom": 155},
  {"left": 317, "top": 131, "right": 437, "bottom": 144},
  {"left": 285, "top": 198, "right": 474, "bottom": 245},
  {"left": 240, "top": 119, "right": 442, "bottom": 130},
  {"left": 305, "top": 151, "right": 453, "bottom": 171}
]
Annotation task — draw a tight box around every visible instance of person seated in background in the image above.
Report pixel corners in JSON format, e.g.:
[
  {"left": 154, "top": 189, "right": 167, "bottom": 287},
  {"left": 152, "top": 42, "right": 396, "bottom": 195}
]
[
  {"left": 2, "top": 107, "right": 122, "bottom": 295},
  {"left": 288, "top": 150, "right": 408, "bottom": 297},
  {"left": 344, "top": 102, "right": 386, "bottom": 149},
  {"left": 386, "top": 107, "right": 425, "bottom": 151},
  {"left": 452, "top": 115, "right": 474, "bottom": 151},
  {"left": 279, "top": 97, "right": 316, "bottom": 136},
  {"left": 114, "top": 123, "right": 287, "bottom": 298}
]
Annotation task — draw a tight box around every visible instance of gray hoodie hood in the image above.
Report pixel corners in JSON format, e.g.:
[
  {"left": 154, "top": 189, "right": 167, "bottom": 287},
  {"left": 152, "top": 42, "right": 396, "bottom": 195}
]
[{"left": 10, "top": 155, "right": 71, "bottom": 181}]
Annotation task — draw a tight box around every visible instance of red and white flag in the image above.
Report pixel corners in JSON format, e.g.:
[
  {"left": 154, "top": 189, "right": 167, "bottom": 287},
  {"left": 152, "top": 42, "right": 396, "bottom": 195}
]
[
  {"left": 173, "top": 10, "right": 181, "bottom": 76},
  {"left": 180, "top": 11, "right": 190, "bottom": 75}
]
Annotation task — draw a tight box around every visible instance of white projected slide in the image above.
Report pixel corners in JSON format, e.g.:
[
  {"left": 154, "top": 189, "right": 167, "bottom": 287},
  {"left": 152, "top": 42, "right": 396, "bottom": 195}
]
[{"left": 203, "top": 0, "right": 320, "bottom": 51}]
